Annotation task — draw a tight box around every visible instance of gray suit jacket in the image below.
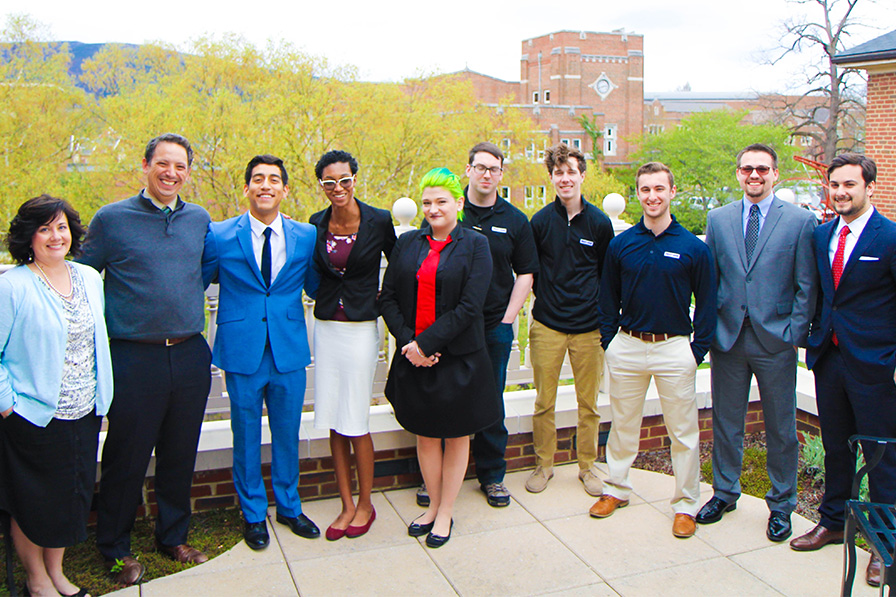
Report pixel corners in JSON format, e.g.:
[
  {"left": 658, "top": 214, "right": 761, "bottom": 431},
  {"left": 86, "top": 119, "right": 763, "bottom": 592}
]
[{"left": 705, "top": 197, "right": 818, "bottom": 353}]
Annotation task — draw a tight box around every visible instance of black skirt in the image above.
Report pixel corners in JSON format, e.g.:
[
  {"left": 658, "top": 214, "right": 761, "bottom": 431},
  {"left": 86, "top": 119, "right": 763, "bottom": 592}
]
[
  {"left": 385, "top": 346, "right": 500, "bottom": 438},
  {"left": 0, "top": 411, "right": 102, "bottom": 548}
]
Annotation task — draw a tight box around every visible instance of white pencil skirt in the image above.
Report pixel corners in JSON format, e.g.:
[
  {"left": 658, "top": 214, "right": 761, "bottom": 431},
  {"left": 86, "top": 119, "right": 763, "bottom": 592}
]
[{"left": 312, "top": 318, "right": 379, "bottom": 437}]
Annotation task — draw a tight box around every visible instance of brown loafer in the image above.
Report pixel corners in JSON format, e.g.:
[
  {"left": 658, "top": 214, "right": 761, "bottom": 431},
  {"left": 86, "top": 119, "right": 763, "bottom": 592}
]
[
  {"left": 672, "top": 513, "right": 696, "bottom": 538},
  {"left": 867, "top": 554, "right": 882, "bottom": 587},
  {"left": 104, "top": 555, "right": 145, "bottom": 586},
  {"left": 154, "top": 539, "right": 209, "bottom": 564},
  {"left": 589, "top": 495, "right": 629, "bottom": 518},
  {"left": 789, "top": 524, "right": 844, "bottom": 551}
]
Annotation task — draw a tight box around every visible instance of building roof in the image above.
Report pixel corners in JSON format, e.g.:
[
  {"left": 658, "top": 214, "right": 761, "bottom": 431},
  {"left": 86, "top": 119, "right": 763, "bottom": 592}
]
[{"left": 833, "top": 29, "right": 896, "bottom": 65}]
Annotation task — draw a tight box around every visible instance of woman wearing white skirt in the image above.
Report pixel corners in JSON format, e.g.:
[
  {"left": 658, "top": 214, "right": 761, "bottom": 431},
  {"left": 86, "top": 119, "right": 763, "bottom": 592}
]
[{"left": 309, "top": 150, "right": 396, "bottom": 540}]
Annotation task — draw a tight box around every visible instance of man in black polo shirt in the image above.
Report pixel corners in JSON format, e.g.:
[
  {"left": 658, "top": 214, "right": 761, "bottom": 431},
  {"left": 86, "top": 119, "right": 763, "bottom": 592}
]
[
  {"left": 589, "top": 162, "right": 715, "bottom": 539},
  {"left": 416, "top": 142, "right": 539, "bottom": 508},
  {"left": 526, "top": 143, "right": 614, "bottom": 495}
]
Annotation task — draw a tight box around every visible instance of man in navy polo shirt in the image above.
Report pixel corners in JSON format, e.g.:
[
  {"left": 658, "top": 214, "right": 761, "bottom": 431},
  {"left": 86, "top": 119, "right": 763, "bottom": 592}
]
[
  {"left": 589, "top": 162, "right": 715, "bottom": 539},
  {"left": 526, "top": 143, "right": 614, "bottom": 495}
]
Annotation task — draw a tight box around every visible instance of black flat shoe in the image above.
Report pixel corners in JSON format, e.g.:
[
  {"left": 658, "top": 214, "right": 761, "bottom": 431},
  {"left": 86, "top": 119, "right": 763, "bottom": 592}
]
[
  {"left": 276, "top": 513, "right": 320, "bottom": 539},
  {"left": 408, "top": 516, "right": 435, "bottom": 537},
  {"left": 63, "top": 589, "right": 91, "bottom": 597},
  {"left": 767, "top": 511, "right": 792, "bottom": 542},
  {"left": 425, "top": 519, "right": 453, "bottom": 548},
  {"left": 244, "top": 520, "right": 270, "bottom": 550}
]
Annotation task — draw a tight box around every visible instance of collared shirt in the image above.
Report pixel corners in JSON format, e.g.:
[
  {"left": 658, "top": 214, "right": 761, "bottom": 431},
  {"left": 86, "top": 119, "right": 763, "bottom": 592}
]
[
  {"left": 741, "top": 193, "right": 775, "bottom": 238},
  {"left": 141, "top": 189, "right": 178, "bottom": 213},
  {"left": 530, "top": 196, "right": 614, "bottom": 334},
  {"left": 249, "top": 212, "right": 286, "bottom": 283},
  {"left": 598, "top": 217, "right": 716, "bottom": 363},
  {"left": 829, "top": 206, "right": 875, "bottom": 266},
  {"left": 461, "top": 191, "right": 539, "bottom": 329}
]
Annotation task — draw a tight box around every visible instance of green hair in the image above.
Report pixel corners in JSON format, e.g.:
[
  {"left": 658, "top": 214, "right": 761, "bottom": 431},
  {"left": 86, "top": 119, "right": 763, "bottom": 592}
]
[{"left": 419, "top": 167, "right": 464, "bottom": 199}]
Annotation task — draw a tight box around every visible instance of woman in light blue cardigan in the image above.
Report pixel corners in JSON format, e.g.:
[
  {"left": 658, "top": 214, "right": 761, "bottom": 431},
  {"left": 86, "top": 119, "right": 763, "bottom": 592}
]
[{"left": 0, "top": 195, "right": 113, "bottom": 597}]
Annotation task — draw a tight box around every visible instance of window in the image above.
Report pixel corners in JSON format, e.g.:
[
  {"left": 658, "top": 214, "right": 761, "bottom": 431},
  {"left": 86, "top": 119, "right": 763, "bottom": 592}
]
[
  {"left": 604, "top": 124, "right": 618, "bottom": 156},
  {"left": 654, "top": 105, "right": 659, "bottom": 116},
  {"left": 524, "top": 186, "right": 534, "bottom": 208},
  {"left": 532, "top": 91, "right": 539, "bottom": 104},
  {"left": 500, "top": 186, "right": 510, "bottom": 200},
  {"left": 544, "top": 90, "right": 551, "bottom": 104},
  {"left": 561, "top": 138, "right": 570, "bottom": 147},
  {"left": 572, "top": 138, "right": 582, "bottom": 150},
  {"left": 525, "top": 143, "right": 535, "bottom": 160},
  {"left": 537, "top": 186, "right": 547, "bottom": 206},
  {"left": 501, "top": 138, "right": 511, "bottom": 152}
]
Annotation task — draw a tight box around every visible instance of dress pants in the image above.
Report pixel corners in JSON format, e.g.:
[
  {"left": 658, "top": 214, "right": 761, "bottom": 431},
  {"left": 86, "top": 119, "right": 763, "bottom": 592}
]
[
  {"left": 709, "top": 324, "right": 799, "bottom": 514},
  {"left": 472, "top": 322, "right": 513, "bottom": 485},
  {"left": 814, "top": 346, "right": 896, "bottom": 530},
  {"left": 603, "top": 333, "right": 700, "bottom": 515},
  {"left": 529, "top": 319, "right": 603, "bottom": 471},
  {"left": 97, "top": 335, "right": 211, "bottom": 560},
  {"left": 224, "top": 343, "right": 306, "bottom": 524}
]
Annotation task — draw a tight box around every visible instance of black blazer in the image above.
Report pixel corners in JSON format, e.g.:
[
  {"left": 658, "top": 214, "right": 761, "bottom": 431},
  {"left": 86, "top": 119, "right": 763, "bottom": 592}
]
[
  {"left": 378, "top": 225, "right": 493, "bottom": 357},
  {"left": 310, "top": 199, "right": 396, "bottom": 321}
]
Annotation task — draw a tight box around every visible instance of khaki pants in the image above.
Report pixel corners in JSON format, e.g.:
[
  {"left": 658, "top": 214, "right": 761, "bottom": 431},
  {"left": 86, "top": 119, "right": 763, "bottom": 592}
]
[
  {"left": 530, "top": 320, "right": 603, "bottom": 471},
  {"left": 603, "top": 332, "right": 700, "bottom": 515}
]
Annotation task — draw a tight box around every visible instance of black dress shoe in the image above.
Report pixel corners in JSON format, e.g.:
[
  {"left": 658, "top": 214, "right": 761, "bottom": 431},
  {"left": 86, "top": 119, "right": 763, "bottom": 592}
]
[
  {"left": 695, "top": 496, "right": 736, "bottom": 524},
  {"left": 767, "top": 511, "right": 792, "bottom": 542},
  {"left": 276, "top": 513, "right": 320, "bottom": 539},
  {"left": 244, "top": 520, "right": 270, "bottom": 550},
  {"left": 425, "top": 519, "right": 453, "bottom": 548},
  {"left": 408, "top": 516, "right": 435, "bottom": 537}
]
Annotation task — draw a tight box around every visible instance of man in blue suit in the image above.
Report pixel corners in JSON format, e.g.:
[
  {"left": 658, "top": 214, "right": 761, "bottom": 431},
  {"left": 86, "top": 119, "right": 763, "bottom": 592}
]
[
  {"left": 202, "top": 155, "right": 320, "bottom": 550},
  {"left": 791, "top": 153, "right": 896, "bottom": 588}
]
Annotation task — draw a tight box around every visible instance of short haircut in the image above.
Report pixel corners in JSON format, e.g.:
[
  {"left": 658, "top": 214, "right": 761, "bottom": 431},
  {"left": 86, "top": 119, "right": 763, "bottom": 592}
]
[
  {"left": 828, "top": 152, "right": 877, "bottom": 185},
  {"left": 244, "top": 154, "right": 289, "bottom": 186},
  {"left": 468, "top": 142, "right": 504, "bottom": 166},
  {"left": 315, "top": 150, "right": 359, "bottom": 180},
  {"left": 736, "top": 143, "right": 778, "bottom": 169},
  {"left": 5, "top": 195, "right": 86, "bottom": 265},
  {"left": 419, "top": 167, "right": 464, "bottom": 199},
  {"left": 636, "top": 162, "right": 675, "bottom": 188},
  {"left": 544, "top": 143, "right": 587, "bottom": 174},
  {"left": 145, "top": 133, "right": 193, "bottom": 167}
]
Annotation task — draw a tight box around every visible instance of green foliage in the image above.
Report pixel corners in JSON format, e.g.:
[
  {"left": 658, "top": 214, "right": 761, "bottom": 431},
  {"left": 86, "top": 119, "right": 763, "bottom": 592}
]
[
  {"left": 801, "top": 433, "right": 871, "bottom": 503},
  {"left": 701, "top": 445, "right": 772, "bottom": 498}
]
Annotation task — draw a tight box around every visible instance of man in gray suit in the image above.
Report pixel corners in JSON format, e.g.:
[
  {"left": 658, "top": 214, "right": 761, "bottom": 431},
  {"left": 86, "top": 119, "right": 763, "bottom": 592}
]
[{"left": 696, "top": 143, "right": 817, "bottom": 542}]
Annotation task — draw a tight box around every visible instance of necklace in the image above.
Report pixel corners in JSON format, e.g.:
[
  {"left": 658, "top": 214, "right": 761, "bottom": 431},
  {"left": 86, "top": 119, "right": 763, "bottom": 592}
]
[{"left": 34, "top": 260, "right": 74, "bottom": 300}]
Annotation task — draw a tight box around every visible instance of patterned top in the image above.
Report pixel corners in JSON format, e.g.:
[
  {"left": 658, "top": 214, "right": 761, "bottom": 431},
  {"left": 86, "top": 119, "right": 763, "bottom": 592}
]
[
  {"left": 35, "top": 265, "right": 97, "bottom": 419},
  {"left": 325, "top": 231, "right": 357, "bottom": 322}
]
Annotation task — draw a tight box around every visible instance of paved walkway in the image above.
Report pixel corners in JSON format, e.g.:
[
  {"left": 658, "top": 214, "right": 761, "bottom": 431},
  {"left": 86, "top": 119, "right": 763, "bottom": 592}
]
[{"left": 108, "top": 463, "right": 875, "bottom": 596}]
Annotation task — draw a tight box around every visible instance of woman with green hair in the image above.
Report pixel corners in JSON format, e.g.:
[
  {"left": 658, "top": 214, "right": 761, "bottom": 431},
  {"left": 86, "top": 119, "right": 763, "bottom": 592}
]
[{"left": 379, "top": 167, "right": 499, "bottom": 548}]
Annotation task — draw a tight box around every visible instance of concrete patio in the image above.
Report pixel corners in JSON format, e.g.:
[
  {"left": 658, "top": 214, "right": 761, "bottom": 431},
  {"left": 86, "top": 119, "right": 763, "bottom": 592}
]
[{"left": 106, "top": 462, "right": 876, "bottom": 596}]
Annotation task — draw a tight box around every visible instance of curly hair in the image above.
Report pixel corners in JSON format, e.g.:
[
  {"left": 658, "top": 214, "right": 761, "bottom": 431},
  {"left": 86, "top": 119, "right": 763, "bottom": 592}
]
[
  {"left": 5, "top": 195, "right": 86, "bottom": 265},
  {"left": 314, "top": 150, "right": 359, "bottom": 180}
]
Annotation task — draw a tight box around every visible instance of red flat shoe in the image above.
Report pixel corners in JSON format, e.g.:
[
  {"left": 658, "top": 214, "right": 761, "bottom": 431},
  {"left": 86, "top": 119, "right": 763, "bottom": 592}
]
[
  {"left": 345, "top": 507, "right": 376, "bottom": 538},
  {"left": 325, "top": 525, "right": 347, "bottom": 541}
]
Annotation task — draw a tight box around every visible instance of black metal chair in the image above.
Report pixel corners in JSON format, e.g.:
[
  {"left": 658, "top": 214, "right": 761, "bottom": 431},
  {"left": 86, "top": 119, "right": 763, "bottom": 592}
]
[{"left": 842, "top": 435, "right": 896, "bottom": 596}]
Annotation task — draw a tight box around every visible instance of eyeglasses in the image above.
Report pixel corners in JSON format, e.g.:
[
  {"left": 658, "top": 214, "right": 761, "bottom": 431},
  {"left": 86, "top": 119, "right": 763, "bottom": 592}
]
[
  {"left": 470, "top": 164, "right": 503, "bottom": 176},
  {"left": 319, "top": 176, "right": 355, "bottom": 191},
  {"left": 738, "top": 165, "right": 772, "bottom": 176}
]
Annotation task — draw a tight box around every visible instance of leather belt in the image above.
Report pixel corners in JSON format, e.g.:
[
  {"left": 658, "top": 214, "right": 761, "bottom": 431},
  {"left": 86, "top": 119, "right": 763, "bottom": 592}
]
[
  {"left": 131, "top": 335, "right": 194, "bottom": 347},
  {"left": 622, "top": 328, "right": 674, "bottom": 342}
]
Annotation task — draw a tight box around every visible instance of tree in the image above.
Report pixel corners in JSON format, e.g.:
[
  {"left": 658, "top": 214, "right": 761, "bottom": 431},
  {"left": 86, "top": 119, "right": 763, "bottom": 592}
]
[{"left": 767, "top": 0, "right": 867, "bottom": 163}]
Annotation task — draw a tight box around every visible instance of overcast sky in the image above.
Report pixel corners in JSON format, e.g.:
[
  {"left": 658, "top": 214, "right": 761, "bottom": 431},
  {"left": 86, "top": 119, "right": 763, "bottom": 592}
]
[{"left": 8, "top": 0, "right": 894, "bottom": 93}]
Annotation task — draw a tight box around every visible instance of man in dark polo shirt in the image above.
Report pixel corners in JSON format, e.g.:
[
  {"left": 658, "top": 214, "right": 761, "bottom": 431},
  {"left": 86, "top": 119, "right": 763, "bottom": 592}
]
[
  {"left": 589, "top": 162, "right": 715, "bottom": 538},
  {"left": 79, "top": 133, "right": 212, "bottom": 584},
  {"left": 526, "top": 143, "right": 614, "bottom": 496},
  {"left": 416, "top": 142, "right": 539, "bottom": 508}
]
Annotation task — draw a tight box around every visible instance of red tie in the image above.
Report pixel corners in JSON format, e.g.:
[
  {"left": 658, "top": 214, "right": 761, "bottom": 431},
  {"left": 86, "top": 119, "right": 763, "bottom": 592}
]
[{"left": 831, "top": 225, "right": 850, "bottom": 346}]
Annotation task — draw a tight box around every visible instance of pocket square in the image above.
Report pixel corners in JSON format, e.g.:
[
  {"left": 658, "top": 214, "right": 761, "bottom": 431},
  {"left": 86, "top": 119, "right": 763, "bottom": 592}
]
[{"left": 859, "top": 255, "right": 880, "bottom": 261}]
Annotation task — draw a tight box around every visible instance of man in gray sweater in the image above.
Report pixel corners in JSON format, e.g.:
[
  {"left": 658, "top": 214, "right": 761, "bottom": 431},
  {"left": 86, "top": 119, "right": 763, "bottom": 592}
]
[{"left": 79, "top": 133, "right": 212, "bottom": 585}]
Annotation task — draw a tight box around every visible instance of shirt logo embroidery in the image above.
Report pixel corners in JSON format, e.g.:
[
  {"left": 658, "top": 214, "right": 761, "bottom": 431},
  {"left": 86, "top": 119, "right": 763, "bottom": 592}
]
[
  {"left": 580, "top": 239, "right": 594, "bottom": 246},
  {"left": 491, "top": 226, "right": 507, "bottom": 234},
  {"left": 664, "top": 251, "right": 681, "bottom": 259}
]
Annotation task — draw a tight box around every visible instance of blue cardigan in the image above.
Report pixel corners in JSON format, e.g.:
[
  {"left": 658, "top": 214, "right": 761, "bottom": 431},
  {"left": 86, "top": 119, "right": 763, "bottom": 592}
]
[{"left": 0, "top": 262, "right": 113, "bottom": 426}]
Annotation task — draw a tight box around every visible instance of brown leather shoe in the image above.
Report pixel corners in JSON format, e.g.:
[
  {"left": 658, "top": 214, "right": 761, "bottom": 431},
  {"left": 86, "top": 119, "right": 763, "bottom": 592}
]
[
  {"left": 589, "top": 495, "right": 629, "bottom": 518},
  {"left": 673, "top": 513, "right": 696, "bottom": 538},
  {"left": 155, "top": 539, "right": 209, "bottom": 564},
  {"left": 104, "top": 556, "right": 145, "bottom": 586},
  {"left": 867, "top": 554, "right": 882, "bottom": 587},
  {"left": 789, "top": 524, "right": 844, "bottom": 551}
]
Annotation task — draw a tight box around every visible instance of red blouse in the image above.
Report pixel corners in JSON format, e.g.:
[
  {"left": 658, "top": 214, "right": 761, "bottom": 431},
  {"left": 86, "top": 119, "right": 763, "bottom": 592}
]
[{"left": 415, "top": 235, "right": 452, "bottom": 337}]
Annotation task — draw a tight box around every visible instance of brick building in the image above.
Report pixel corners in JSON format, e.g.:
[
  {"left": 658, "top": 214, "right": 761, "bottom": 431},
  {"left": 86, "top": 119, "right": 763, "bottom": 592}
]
[{"left": 834, "top": 30, "right": 896, "bottom": 219}]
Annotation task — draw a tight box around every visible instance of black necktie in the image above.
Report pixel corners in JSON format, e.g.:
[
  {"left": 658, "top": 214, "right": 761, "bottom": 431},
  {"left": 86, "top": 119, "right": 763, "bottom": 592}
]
[
  {"left": 745, "top": 204, "right": 760, "bottom": 262},
  {"left": 261, "top": 227, "right": 272, "bottom": 288}
]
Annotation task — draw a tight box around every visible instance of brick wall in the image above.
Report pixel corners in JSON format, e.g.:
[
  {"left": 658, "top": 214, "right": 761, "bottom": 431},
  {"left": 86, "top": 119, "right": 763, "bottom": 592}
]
[{"left": 865, "top": 69, "right": 896, "bottom": 220}]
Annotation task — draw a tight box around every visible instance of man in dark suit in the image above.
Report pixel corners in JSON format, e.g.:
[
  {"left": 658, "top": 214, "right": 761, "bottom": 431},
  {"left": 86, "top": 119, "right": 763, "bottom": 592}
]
[
  {"left": 791, "top": 153, "right": 895, "bottom": 588},
  {"left": 202, "top": 155, "right": 320, "bottom": 550},
  {"left": 698, "top": 143, "right": 817, "bottom": 543}
]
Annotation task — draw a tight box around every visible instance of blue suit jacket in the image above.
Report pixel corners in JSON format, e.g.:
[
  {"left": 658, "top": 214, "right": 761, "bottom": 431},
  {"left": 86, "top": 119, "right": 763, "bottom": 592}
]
[
  {"left": 807, "top": 208, "right": 896, "bottom": 384},
  {"left": 202, "top": 213, "right": 319, "bottom": 375}
]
